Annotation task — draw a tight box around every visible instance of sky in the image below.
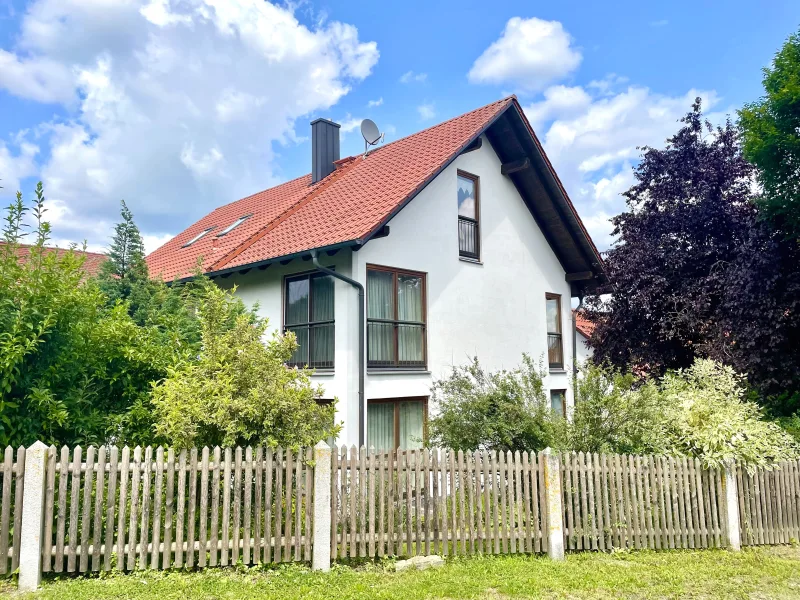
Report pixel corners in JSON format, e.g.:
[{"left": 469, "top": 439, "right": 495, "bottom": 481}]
[{"left": 0, "top": 0, "right": 798, "bottom": 255}]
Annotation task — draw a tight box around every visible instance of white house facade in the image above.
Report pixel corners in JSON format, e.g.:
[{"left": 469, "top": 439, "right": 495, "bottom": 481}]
[{"left": 147, "top": 97, "right": 605, "bottom": 450}]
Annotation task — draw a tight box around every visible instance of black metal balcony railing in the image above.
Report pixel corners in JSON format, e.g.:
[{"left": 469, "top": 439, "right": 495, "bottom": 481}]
[
  {"left": 548, "top": 333, "right": 563, "bottom": 369},
  {"left": 458, "top": 216, "right": 479, "bottom": 259}
]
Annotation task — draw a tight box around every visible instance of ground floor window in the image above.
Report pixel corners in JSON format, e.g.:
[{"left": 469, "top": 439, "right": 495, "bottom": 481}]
[
  {"left": 550, "top": 389, "right": 566, "bottom": 418},
  {"left": 367, "top": 397, "right": 426, "bottom": 450}
]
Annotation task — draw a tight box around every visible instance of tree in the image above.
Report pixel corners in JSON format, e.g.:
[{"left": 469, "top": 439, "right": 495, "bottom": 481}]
[
  {"left": 98, "top": 200, "right": 149, "bottom": 303},
  {"left": 586, "top": 100, "right": 757, "bottom": 377},
  {"left": 150, "top": 281, "right": 339, "bottom": 450},
  {"left": 0, "top": 184, "right": 181, "bottom": 447},
  {"left": 739, "top": 29, "right": 800, "bottom": 239},
  {"left": 426, "top": 355, "right": 565, "bottom": 453}
]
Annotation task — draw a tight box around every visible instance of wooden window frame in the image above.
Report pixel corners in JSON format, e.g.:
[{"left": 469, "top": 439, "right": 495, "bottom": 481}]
[
  {"left": 282, "top": 268, "right": 335, "bottom": 370},
  {"left": 546, "top": 292, "right": 564, "bottom": 370},
  {"left": 457, "top": 170, "right": 481, "bottom": 260},
  {"left": 367, "top": 397, "right": 428, "bottom": 451},
  {"left": 550, "top": 389, "right": 567, "bottom": 418},
  {"left": 366, "top": 264, "right": 427, "bottom": 370}
]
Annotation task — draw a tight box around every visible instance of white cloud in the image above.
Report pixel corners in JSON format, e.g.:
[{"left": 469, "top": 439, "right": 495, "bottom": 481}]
[
  {"left": 468, "top": 17, "right": 581, "bottom": 91},
  {"left": 0, "top": 0, "right": 379, "bottom": 247},
  {"left": 0, "top": 139, "right": 39, "bottom": 197},
  {"left": 524, "top": 84, "right": 723, "bottom": 248},
  {"left": 367, "top": 97, "right": 383, "bottom": 107},
  {"left": 417, "top": 103, "right": 436, "bottom": 120},
  {"left": 400, "top": 70, "right": 427, "bottom": 84}
]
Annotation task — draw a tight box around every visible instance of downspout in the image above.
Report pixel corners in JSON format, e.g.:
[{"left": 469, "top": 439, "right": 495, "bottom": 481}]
[
  {"left": 311, "top": 250, "right": 365, "bottom": 447},
  {"left": 573, "top": 292, "right": 585, "bottom": 395}
]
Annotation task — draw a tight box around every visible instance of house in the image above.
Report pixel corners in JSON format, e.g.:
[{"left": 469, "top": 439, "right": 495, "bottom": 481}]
[
  {"left": 574, "top": 310, "right": 595, "bottom": 364},
  {"left": 146, "top": 96, "right": 605, "bottom": 449},
  {"left": 3, "top": 242, "right": 107, "bottom": 278}
]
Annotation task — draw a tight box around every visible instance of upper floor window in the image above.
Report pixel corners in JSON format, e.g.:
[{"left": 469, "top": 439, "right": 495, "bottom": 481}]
[
  {"left": 284, "top": 272, "right": 334, "bottom": 369},
  {"left": 457, "top": 171, "right": 480, "bottom": 260},
  {"left": 367, "top": 266, "right": 426, "bottom": 369},
  {"left": 546, "top": 293, "right": 563, "bottom": 369}
]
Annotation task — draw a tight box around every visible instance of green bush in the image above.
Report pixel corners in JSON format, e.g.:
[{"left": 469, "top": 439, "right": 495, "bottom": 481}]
[
  {"left": 151, "top": 280, "right": 340, "bottom": 450},
  {"left": 427, "top": 354, "right": 565, "bottom": 453},
  {"left": 660, "top": 358, "right": 798, "bottom": 469},
  {"left": 569, "top": 362, "right": 668, "bottom": 456}
]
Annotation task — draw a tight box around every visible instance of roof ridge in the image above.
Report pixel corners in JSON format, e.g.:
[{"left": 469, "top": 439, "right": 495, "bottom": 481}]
[
  {"left": 373, "top": 95, "right": 515, "bottom": 153},
  {"left": 209, "top": 157, "right": 362, "bottom": 271},
  {"left": 212, "top": 172, "right": 311, "bottom": 213}
]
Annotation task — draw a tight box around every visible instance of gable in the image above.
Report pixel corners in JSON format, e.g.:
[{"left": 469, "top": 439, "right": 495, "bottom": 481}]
[{"left": 146, "top": 97, "right": 604, "bottom": 294}]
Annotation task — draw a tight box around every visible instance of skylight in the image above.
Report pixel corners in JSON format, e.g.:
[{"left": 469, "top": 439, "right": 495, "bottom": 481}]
[
  {"left": 216, "top": 214, "right": 252, "bottom": 237},
  {"left": 182, "top": 227, "right": 215, "bottom": 247}
]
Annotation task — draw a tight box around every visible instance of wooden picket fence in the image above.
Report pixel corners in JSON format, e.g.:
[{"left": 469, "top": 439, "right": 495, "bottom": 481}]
[
  {"left": 332, "top": 448, "right": 548, "bottom": 559},
  {"left": 38, "top": 445, "right": 313, "bottom": 573},
  {"left": 738, "top": 460, "right": 800, "bottom": 545},
  {"left": 3, "top": 444, "right": 800, "bottom": 580},
  {"left": 560, "top": 453, "right": 728, "bottom": 551},
  {"left": 0, "top": 447, "right": 25, "bottom": 575}
]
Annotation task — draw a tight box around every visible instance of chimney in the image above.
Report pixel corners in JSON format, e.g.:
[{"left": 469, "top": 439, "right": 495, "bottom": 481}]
[{"left": 311, "top": 118, "right": 341, "bottom": 184}]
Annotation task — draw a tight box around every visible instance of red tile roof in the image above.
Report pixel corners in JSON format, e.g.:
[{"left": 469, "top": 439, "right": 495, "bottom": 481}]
[
  {"left": 574, "top": 310, "right": 596, "bottom": 338},
  {"left": 146, "top": 96, "right": 601, "bottom": 282},
  {"left": 146, "top": 97, "right": 514, "bottom": 281},
  {"left": 4, "top": 242, "right": 107, "bottom": 277}
]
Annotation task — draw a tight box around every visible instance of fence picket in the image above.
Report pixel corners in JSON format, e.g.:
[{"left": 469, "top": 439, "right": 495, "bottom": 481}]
[
  {"left": 162, "top": 448, "right": 175, "bottom": 569},
  {"left": 0, "top": 448, "right": 11, "bottom": 575},
  {"left": 209, "top": 447, "right": 221, "bottom": 567},
  {"left": 294, "top": 449, "right": 303, "bottom": 562},
  {"left": 91, "top": 446, "right": 105, "bottom": 571},
  {"left": 186, "top": 448, "right": 199, "bottom": 568},
  {"left": 104, "top": 447, "right": 118, "bottom": 571},
  {"left": 221, "top": 448, "right": 232, "bottom": 566},
  {"left": 264, "top": 448, "right": 274, "bottom": 565},
  {"left": 174, "top": 449, "right": 187, "bottom": 569},
  {"left": 198, "top": 448, "right": 209, "bottom": 569},
  {"left": 232, "top": 447, "right": 242, "bottom": 566},
  {"left": 43, "top": 446, "right": 57, "bottom": 573},
  {"left": 458, "top": 450, "right": 467, "bottom": 555},
  {"left": 138, "top": 447, "right": 152, "bottom": 570},
  {"left": 242, "top": 447, "right": 252, "bottom": 565},
  {"left": 283, "top": 448, "right": 294, "bottom": 563}
]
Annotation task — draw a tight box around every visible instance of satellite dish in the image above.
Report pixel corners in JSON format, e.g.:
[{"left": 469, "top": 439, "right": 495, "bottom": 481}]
[{"left": 360, "top": 118, "right": 384, "bottom": 156}]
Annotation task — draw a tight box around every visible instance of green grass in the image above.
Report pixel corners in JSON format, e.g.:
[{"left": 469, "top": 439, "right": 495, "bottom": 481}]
[{"left": 6, "top": 547, "right": 800, "bottom": 599}]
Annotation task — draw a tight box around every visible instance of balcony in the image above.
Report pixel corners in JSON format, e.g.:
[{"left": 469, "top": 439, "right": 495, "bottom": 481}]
[
  {"left": 548, "top": 333, "right": 563, "bottom": 369},
  {"left": 458, "top": 216, "right": 479, "bottom": 259}
]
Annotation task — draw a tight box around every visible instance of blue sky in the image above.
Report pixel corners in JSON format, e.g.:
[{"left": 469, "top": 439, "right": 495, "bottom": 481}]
[{"left": 0, "top": 0, "right": 798, "bottom": 253}]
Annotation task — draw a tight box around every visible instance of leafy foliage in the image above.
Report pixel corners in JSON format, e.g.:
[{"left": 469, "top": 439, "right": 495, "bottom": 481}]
[
  {"left": 0, "top": 184, "right": 182, "bottom": 447},
  {"left": 568, "top": 362, "right": 667, "bottom": 456},
  {"left": 151, "top": 280, "right": 339, "bottom": 450},
  {"left": 660, "top": 359, "right": 797, "bottom": 469},
  {"left": 427, "top": 355, "right": 565, "bottom": 453},
  {"left": 586, "top": 100, "right": 756, "bottom": 377},
  {"left": 739, "top": 29, "right": 800, "bottom": 239}
]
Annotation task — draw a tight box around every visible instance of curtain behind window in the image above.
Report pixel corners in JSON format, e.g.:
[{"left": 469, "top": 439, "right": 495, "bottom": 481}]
[
  {"left": 397, "top": 275, "right": 423, "bottom": 364},
  {"left": 399, "top": 401, "right": 424, "bottom": 449},
  {"left": 311, "top": 275, "right": 334, "bottom": 366},
  {"left": 367, "top": 270, "right": 394, "bottom": 364},
  {"left": 368, "top": 402, "right": 394, "bottom": 450}
]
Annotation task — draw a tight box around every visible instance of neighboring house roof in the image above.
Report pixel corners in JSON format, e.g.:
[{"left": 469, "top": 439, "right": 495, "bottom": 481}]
[
  {"left": 574, "top": 310, "right": 596, "bottom": 339},
  {"left": 3, "top": 242, "right": 107, "bottom": 277},
  {"left": 146, "top": 96, "right": 605, "bottom": 293}
]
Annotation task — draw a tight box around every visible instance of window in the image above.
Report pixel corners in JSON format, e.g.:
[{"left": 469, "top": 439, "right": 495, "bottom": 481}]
[
  {"left": 550, "top": 389, "right": 567, "bottom": 418},
  {"left": 367, "top": 398, "right": 426, "bottom": 450},
  {"left": 182, "top": 227, "right": 215, "bottom": 247},
  {"left": 367, "top": 266, "right": 426, "bottom": 369},
  {"left": 546, "top": 293, "right": 563, "bottom": 369},
  {"left": 216, "top": 214, "right": 252, "bottom": 237},
  {"left": 284, "top": 271, "right": 335, "bottom": 369},
  {"left": 457, "top": 171, "right": 480, "bottom": 259}
]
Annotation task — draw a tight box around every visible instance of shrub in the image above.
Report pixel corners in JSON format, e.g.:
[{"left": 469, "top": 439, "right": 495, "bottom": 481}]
[
  {"left": 151, "top": 281, "right": 339, "bottom": 450},
  {"left": 660, "top": 358, "right": 798, "bottom": 469},
  {"left": 427, "top": 355, "right": 565, "bottom": 453},
  {"left": 569, "top": 362, "right": 668, "bottom": 456}
]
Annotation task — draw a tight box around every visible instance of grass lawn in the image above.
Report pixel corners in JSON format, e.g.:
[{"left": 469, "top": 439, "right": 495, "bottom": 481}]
[{"left": 5, "top": 546, "right": 800, "bottom": 599}]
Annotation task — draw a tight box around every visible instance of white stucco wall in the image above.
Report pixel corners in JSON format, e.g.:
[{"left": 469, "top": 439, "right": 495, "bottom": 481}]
[
  {"left": 576, "top": 331, "right": 593, "bottom": 365},
  {"left": 222, "top": 134, "right": 577, "bottom": 446}
]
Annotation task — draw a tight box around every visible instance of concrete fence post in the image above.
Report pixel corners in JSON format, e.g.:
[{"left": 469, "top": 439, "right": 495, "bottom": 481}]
[
  {"left": 18, "top": 441, "right": 48, "bottom": 591},
  {"left": 723, "top": 459, "right": 741, "bottom": 551},
  {"left": 541, "top": 447, "right": 565, "bottom": 560},
  {"left": 312, "top": 441, "right": 332, "bottom": 572}
]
